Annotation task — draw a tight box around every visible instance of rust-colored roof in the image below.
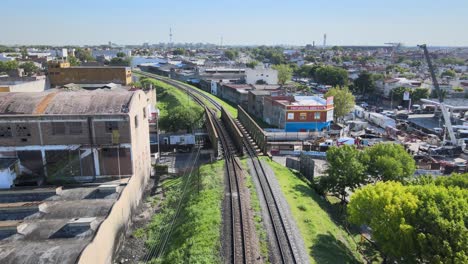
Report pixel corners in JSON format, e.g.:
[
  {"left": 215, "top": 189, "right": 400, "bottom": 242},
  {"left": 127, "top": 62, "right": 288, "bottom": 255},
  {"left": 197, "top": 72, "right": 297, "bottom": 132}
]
[{"left": 0, "top": 89, "right": 134, "bottom": 115}]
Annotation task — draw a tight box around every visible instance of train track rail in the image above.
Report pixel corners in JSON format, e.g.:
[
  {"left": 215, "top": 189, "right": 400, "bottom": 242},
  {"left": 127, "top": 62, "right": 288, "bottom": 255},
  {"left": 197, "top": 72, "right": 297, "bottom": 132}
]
[{"left": 136, "top": 70, "right": 299, "bottom": 263}]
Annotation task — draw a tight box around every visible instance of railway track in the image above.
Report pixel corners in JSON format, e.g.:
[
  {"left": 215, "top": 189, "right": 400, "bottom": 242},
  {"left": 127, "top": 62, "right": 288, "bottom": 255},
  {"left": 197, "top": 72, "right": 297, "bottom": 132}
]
[{"left": 136, "top": 70, "right": 299, "bottom": 263}]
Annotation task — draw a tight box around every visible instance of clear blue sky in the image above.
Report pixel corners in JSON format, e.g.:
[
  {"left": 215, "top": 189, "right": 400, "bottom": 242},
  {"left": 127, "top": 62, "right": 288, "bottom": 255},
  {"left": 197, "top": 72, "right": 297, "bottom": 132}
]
[{"left": 2, "top": 0, "right": 467, "bottom": 46}]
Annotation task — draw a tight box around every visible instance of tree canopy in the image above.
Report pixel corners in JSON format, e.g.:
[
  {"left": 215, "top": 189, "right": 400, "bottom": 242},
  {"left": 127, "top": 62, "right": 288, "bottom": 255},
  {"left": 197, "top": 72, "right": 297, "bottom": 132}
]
[
  {"left": 441, "top": 69, "right": 456, "bottom": 78},
  {"left": 322, "top": 145, "right": 367, "bottom": 203},
  {"left": 159, "top": 105, "right": 204, "bottom": 132},
  {"left": 353, "top": 71, "right": 376, "bottom": 95},
  {"left": 325, "top": 86, "right": 355, "bottom": 121},
  {"left": 273, "top": 64, "right": 292, "bottom": 85},
  {"left": 75, "top": 48, "right": 95, "bottom": 62},
  {"left": 391, "top": 87, "right": 430, "bottom": 105},
  {"left": 224, "top": 50, "right": 238, "bottom": 60},
  {"left": 314, "top": 65, "right": 348, "bottom": 86},
  {"left": 19, "top": 61, "right": 39, "bottom": 76},
  {"left": 363, "top": 143, "right": 416, "bottom": 182},
  {"left": 348, "top": 180, "right": 468, "bottom": 263},
  {"left": 0, "top": 60, "right": 19, "bottom": 73}
]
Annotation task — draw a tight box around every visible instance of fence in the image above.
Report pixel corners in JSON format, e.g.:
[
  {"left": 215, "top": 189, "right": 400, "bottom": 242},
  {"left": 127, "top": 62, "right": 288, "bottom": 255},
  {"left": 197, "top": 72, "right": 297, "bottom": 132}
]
[
  {"left": 285, "top": 154, "right": 316, "bottom": 181},
  {"left": 237, "top": 106, "right": 267, "bottom": 154}
]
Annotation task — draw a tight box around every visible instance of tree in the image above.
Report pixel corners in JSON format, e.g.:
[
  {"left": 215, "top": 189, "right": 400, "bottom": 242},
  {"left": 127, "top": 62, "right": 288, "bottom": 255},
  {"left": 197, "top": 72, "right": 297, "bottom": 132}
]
[
  {"left": 75, "top": 48, "right": 95, "bottom": 62},
  {"left": 321, "top": 145, "right": 367, "bottom": 203},
  {"left": 362, "top": 143, "right": 416, "bottom": 182},
  {"left": 441, "top": 69, "right": 456, "bottom": 78},
  {"left": 109, "top": 57, "right": 131, "bottom": 66},
  {"left": 19, "top": 61, "right": 39, "bottom": 76},
  {"left": 348, "top": 181, "right": 468, "bottom": 263},
  {"left": 67, "top": 56, "right": 80, "bottom": 66},
  {"left": 159, "top": 105, "right": 204, "bottom": 132},
  {"left": 325, "top": 86, "right": 355, "bottom": 121},
  {"left": 172, "top": 48, "right": 186, "bottom": 56},
  {"left": 273, "top": 64, "right": 292, "bottom": 85},
  {"left": 314, "top": 65, "right": 348, "bottom": 86},
  {"left": 353, "top": 71, "right": 376, "bottom": 95},
  {"left": 296, "top": 64, "right": 319, "bottom": 78},
  {"left": 246, "top": 61, "right": 258, "bottom": 69},
  {"left": 116, "top": 52, "right": 126, "bottom": 58},
  {"left": 0, "top": 60, "right": 19, "bottom": 73},
  {"left": 224, "top": 50, "right": 238, "bottom": 60},
  {"left": 411, "top": 88, "right": 430, "bottom": 102}
]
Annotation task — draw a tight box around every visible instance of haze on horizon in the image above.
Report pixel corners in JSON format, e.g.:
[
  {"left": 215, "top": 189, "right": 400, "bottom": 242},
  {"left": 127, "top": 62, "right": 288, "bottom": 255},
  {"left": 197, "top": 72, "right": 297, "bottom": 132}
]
[{"left": 2, "top": 0, "right": 467, "bottom": 47}]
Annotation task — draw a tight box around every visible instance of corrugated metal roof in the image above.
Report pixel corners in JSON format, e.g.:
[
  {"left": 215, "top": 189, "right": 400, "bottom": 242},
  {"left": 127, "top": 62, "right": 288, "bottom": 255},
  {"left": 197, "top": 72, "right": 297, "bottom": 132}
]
[{"left": 0, "top": 90, "right": 134, "bottom": 115}]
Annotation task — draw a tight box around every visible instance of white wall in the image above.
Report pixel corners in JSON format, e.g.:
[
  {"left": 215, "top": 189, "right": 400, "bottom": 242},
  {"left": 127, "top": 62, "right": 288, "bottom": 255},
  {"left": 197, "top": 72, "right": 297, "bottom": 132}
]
[
  {"left": 7, "top": 78, "right": 48, "bottom": 92},
  {"left": 246, "top": 68, "right": 278, "bottom": 85}
]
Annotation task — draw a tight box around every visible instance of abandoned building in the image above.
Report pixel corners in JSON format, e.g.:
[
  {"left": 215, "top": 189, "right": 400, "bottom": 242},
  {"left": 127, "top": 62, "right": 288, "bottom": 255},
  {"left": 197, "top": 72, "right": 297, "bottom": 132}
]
[{"left": 0, "top": 89, "right": 152, "bottom": 263}]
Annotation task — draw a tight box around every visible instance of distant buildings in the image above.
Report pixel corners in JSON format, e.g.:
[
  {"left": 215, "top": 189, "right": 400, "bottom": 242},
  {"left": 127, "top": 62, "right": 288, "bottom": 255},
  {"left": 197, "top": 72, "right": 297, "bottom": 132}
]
[{"left": 47, "top": 61, "right": 132, "bottom": 87}]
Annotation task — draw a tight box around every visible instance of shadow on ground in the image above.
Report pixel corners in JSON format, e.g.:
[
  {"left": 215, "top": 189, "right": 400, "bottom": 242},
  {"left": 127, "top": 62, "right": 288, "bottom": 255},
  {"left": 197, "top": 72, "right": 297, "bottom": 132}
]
[{"left": 311, "top": 232, "right": 361, "bottom": 264}]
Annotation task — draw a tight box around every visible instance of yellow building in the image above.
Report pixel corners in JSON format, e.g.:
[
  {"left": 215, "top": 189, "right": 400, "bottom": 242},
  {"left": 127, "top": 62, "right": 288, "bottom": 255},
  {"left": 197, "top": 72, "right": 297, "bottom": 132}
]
[{"left": 48, "top": 61, "right": 132, "bottom": 87}]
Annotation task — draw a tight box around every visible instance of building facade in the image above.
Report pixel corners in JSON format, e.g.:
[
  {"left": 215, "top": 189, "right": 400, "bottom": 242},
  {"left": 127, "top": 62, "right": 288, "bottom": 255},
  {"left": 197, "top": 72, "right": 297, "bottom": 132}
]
[
  {"left": 245, "top": 67, "right": 278, "bottom": 85},
  {"left": 0, "top": 76, "right": 49, "bottom": 92},
  {"left": 263, "top": 96, "right": 334, "bottom": 132},
  {"left": 0, "top": 89, "right": 151, "bottom": 185},
  {"left": 48, "top": 61, "right": 132, "bottom": 87}
]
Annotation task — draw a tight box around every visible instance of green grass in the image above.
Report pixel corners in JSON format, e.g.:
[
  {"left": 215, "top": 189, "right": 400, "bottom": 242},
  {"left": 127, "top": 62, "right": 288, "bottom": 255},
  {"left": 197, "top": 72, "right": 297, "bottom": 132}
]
[
  {"left": 261, "top": 157, "right": 364, "bottom": 264},
  {"left": 240, "top": 157, "right": 270, "bottom": 263},
  {"left": 151, "top": 79, "right": 199, "bottom": 119},
  {"left": 144, "top": 160, "right": 225, "bottom": 263}
]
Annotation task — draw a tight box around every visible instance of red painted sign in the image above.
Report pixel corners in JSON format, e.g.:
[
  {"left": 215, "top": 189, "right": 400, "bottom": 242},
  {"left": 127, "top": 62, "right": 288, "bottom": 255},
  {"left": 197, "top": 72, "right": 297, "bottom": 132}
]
[{"left": 288, "top": 105, "right": 327, "bottom": 111}]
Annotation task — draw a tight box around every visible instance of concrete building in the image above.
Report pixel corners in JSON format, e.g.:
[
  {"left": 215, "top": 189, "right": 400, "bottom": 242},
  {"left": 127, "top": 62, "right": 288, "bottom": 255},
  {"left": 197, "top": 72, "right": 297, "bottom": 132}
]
[
  {"left": 0, "top": 89, "right": 152, "bottom": 263},
  {"left": 0, "top": 89, "right": 151, "bottom": 184},
  {"left": 245, "top": 66, "right": 278, "bottom": 85},
  {"left": 48, "top": 61, "right": 132, "bottom": 87},
  {"left": 263, "top": 96, "right": 334, "bottom": 132},
  {"left": 0, "top": 76, "right": 49, "bottom": 92},
  {"left": 377, "top": 77, "right": 423, "bottom": 97},
  {"left": 219, "top": 84, "right": 251, "bottom": 109}
]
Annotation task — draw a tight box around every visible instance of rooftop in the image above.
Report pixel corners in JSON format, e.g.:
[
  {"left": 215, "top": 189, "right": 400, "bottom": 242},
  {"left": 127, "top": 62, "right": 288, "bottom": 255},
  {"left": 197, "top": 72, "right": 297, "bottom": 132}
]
[
  {"left": 0, "top": 179, "right": 127, "bottom": 264},
  {"left": 0, "top": 90, "right": 134, "bottom": 115}
]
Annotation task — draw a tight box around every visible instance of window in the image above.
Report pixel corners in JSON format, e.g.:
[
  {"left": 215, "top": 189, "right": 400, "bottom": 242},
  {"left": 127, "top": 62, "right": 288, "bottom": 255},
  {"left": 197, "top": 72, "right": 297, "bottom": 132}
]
[
  {"left": 105, "top": 121, "right": 118, "bottom": 133},
  {"left": 314, "top": 112, "right": 321, "bottom": 120},
  {"left": 0, "top": 125, "right": 12, "bottom": 138},
  {"left": 299, "top": 113, "right": 307, "bottom": 120},
  {"left": 134, "top": 115, "right": 139, "bottom": 128},
  {"left": 68, "top": 122, "right": 83, "bottom": 135},
  {"left": 287, "top": 113, "right": 294, "bottom": 120},
  {"left": 52, "top": 122, "right": 66, "bottom": 135},
  {"left": 16, "top": 124, "right": 31, "bottom": 137},
  {"left": 143, "top": 107, "right": 147, "bottom": 119}
]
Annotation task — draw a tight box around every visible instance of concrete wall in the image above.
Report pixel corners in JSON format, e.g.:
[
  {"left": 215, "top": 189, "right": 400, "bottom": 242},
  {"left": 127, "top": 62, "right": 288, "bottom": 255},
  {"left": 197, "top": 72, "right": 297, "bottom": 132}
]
[{"left": 77, "top": 90, "right": 151, "bottom": 264}]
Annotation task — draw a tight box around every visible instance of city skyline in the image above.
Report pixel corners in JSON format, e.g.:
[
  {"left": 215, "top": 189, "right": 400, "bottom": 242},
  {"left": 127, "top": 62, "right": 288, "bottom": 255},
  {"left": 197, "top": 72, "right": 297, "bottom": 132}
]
[{"left": 2, "top": 0, "right": 468, "bottom": 46}]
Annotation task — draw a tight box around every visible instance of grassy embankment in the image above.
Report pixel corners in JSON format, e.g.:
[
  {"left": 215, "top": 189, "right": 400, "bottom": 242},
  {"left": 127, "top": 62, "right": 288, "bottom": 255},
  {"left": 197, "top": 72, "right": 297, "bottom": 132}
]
[
  {"left": 152, "top": 79, "right": 199, "bottom": 118},
  {"left": 136, "top": 160, "right": 225, "bottom": 263},
  {"left": 261, "top": 157, "right": 367, "bottom": 264}
]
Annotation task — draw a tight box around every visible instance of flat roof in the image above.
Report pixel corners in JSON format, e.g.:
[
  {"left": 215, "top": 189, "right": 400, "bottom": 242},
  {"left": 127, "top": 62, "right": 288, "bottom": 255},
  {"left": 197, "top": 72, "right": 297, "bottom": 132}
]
[{"left": 0, "top": 90, "right": 135, "bottom": 115}]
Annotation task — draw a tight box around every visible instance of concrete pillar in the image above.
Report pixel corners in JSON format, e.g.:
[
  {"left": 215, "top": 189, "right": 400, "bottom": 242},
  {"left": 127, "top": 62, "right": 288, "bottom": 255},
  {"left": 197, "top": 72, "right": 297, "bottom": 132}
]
[
  {"left": 93, "top": 148, "right": 100, "bottom": 176},
  {"left": 41, "top": 149, "right": 48, "bottom": 177}
]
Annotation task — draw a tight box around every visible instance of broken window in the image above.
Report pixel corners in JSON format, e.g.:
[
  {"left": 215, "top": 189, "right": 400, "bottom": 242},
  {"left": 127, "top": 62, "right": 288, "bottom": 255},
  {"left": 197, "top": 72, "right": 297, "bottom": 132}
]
[
  {"left": 0, "top": 125, "right": 12, "bottom": 138},
  {"left": 52, "top": 122, "right": 66, "bottom": 135},
  {"left": 16, "top": 124, "right": 31, "bottom": 137},
  {"left": 68, "top": 122, "right": 83, "bottom": 135},
  {"left": 105, "top": 121, "right": 118, "bottom": 133},
  {"left": 143, "top": 107, "right": 147, "bottom": 119},
  {"left": 134, "top": 115, "right": 139, "bottom": 128}
]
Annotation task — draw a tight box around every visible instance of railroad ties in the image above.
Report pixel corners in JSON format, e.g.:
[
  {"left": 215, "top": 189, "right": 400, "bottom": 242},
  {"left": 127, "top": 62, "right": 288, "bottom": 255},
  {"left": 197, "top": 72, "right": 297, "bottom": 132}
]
[{"left": 135, "top": 71, "right": 301, "bottom": 263}]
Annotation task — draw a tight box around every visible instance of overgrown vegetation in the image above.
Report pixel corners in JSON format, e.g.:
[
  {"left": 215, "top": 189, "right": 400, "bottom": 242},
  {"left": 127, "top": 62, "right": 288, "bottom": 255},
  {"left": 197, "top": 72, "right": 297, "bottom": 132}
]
[
  {"left": 348, "top": 175, "right": 468, "bottom": 263},
  {"left": 262, "top": 157, "right": 365, "bottom": 263},
  {"left": 141, "top": 160, "right": 225, "bottom": 263},
  {"left": 240, "top": 158, "right": 269, "bottom": 262}
]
